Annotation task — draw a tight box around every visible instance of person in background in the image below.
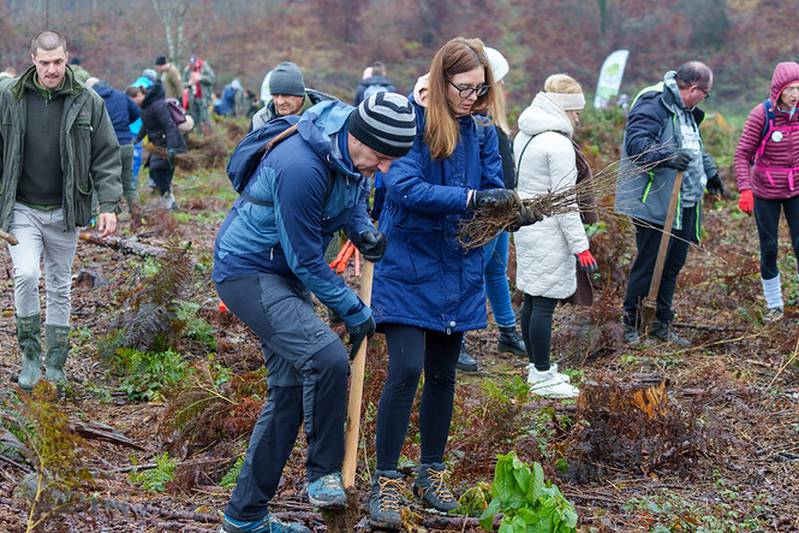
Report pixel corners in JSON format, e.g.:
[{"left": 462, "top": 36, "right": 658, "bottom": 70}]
[
  {"left": 250, "top": 61, "right": 334, "bottom": 130},
  {"left": 218, "top": 78, "right": 246, "bottom": 117},
  {"left": 134, "top": 81, "right": 186, "bottom": 210},
  {"left": 368, "top": 37, "right": 515, "bottom": 530},
  {"left": 457, "top": 46, "right": 527, "bottom": 372},
  {"left": 87, "top": 77, "right": 140, "bottom": 212},
  {"left": 0, "top": 66, "right": 16, "bottom": 80},
  {"left": 182, "top": 54, "right": 215, "bottom": 135},
  {"left": 734, "top": 61, "right": 799, "bottom": 322},
  {"left": 154, "top": 55, "right": 183, "bottom": 100},
  {"left": 69, "top": 56, "right": 90, "bottom": 82},
  {"left": 514, "top": 74, "right": 596, "bottom": 399},
  {"left": 1, "top": 31, "right": 121, "bottom": 391},
  {"left": 354, "top": 61, "right": 397, "bottom": 106},
  {"left": 615, "top": 62, "right": 720, "bottom": 345}
]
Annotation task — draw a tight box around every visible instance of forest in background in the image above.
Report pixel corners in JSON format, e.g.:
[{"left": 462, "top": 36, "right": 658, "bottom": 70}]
[{"left": 0, "top": 0, "right": 796, "bottom": 120}]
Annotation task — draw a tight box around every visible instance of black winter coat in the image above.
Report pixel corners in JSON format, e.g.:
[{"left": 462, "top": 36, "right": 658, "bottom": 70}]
[{"left": 137, "top": 82, "right": 186, "bottom": 154}]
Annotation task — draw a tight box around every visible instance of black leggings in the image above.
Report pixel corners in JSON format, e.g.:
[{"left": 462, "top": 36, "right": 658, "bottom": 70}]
[
  {"left": 754, "top": 195, "right": 799, "bottom": 280},
  {"left": 520, "top": 294, "right": 558, "bottom": 372},
  {"left": 375, "top": 325, "right": 462, "bottom": 471}
]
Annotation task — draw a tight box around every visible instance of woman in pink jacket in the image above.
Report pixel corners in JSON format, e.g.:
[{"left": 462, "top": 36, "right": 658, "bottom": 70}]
[{"left": 734, "top": 61, "right": 799, "bottom": 321}]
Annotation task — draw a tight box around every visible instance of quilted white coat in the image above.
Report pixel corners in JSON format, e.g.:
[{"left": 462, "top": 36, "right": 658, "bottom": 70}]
[{"left": 513, "top": 92, "right": 589, "bottom": 299}]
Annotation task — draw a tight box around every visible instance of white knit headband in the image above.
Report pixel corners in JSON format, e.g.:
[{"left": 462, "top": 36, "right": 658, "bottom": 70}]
[{"left": 547, "top": 92, "right": 585, "bottom": 111}]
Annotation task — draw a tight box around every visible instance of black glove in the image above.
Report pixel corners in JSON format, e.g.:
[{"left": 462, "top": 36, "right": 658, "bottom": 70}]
[
  {"left": 508, "top": 204, "right": 544, "bottom": 231},
  {"left": 352, "top": 230, "right": 387, "bottom": 262},
  {"left": 166, "top": 148, "right": 176, "bottom": 168},
  {"left": 346, "top": 314, "right": 376, "bottom": 361},
  {"left": 469, "top": 188, "right": 518, "bottom": 210},
  {"left": 706, "top": 173, "right": 724, "bottom": 196},
  {"left": 663, "top": 150, "right": 692, "bottom": 171}
]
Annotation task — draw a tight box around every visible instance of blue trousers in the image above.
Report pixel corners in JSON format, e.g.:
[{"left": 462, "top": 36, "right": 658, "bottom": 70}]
[
  {"left": 216, "top": 274, "right": 347, "bottom": 522},
  {"left": 483, "top": 232, "right": 516, "bottom": 327}
]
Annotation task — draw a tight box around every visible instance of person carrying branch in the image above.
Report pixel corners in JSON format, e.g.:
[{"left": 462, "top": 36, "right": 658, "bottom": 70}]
[
  {"left": 367, "top": 37, "right": 515, "bottom": 530},
  {"left": 734, "top": 61, "right": 799, "bottom": 322},
  {"left": 514, "top": 74, "right": 595, "bottom": 398},
  {"left": 1, "top": 31, "right": 121, "bottom": 391},
  {"left": 212, "top": 93, "right": 416, "bottom": 533},
  {"left": 615, "top": 62, "right": 721, "bottom": 345}
]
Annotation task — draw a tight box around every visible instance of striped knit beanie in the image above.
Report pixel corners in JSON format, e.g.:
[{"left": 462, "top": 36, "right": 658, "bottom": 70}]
[{"left": 348, "top": 92, "right": 416, "bottom": 158}]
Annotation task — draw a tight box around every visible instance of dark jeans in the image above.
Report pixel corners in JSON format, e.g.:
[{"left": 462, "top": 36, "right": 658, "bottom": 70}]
[
  {"left": 216, "top": 274, "right": 346, "bottom": 522},
  {"left": 520, "top": 294, "right": 558, "bottom": 371},
  {"left": 754, "top": 195, "right": 799, "bottom": 280},
  {"left": 375, "top": 325, "right": 462, "bottom": 471},
  {"left": 623, "top": 207, "right": 696, "bottom": 327},
  {"left": 149, "top": 155, "right": 174, "bottom": 195}
]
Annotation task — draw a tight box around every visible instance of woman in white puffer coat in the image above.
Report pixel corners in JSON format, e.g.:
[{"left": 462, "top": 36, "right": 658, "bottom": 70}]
[{"left": 514, "top": 74, "right": 596, "bottom": 398}]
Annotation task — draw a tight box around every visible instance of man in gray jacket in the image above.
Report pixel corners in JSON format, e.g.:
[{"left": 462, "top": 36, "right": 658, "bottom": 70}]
[
  {"left": 1, "top": 31, "right": 121, "bottom": 390},
  {"left": 615, "top": 61, "right": 721, "bottom": 346}
]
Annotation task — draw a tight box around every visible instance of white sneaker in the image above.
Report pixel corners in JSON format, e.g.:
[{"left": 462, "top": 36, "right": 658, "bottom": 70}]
[
  {"left": 160, "top": 192, "right": 178, "bottom": 210},
  {"left": 527, "top": 364, "right": 570, "bottom": 385},
  {"left": 526, "top": 366, "right": 579, "bottom": 398},
  {"left": 764, "top": 307, "right": 784, "bottom": 323}
]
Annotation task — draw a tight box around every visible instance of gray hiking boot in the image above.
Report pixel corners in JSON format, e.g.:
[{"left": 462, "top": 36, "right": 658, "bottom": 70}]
[
  {"left": 622, "top": 322, "right": 640, "bottom": 345},
  {"left": 16, "top": 314, "right": 42, "bottom": 391},
  {"left": 369, "top": 470, "right": 404, "bottom": 530},
  {"left": 412, "top": 463, "right": 457, "bottom": 513},
  {"left": 44, "top": 325, "right": 70, "bottom": 386},
  {"left": 457, "top": 339, "right": 478, "bottom": 373},
  {"left": 306, "top": 471, "right": 347, "bottom": 509},
  {"left": 219, "top": 513, "right": 311, "bottom": 533},
  {"left": 650, "top": 320, "right": 690, "bottom": 347}
]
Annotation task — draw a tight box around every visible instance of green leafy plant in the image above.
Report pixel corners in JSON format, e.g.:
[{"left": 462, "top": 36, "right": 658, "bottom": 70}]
[
  {"left": 219, "top": 455, "right": 245, "bottom": 488},
  {"left": 175, "top": 301, "right": 217, "bottom": 351},
  {"left": 114, "top": 348, "right": 188, "bottom": 402},
  {"left": 129, "top": 452, "right": 176, "bottom": 492},
  {"left": 480, "top": 451, "right": 578, "bottom": 533},
  {"left": 1, "top": 383, "right": 93, "bottom": 532}
]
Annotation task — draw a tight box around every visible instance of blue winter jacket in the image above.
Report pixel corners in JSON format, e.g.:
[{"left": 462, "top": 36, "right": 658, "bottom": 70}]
[
  {"left": 371, "top": 97, "right": 504, "bottom": 333},
  {"left": 213, "top": 101, "right": 374, "bottom": 327},
  {"left": 93, "top": 82, "right": 139, "bottom": 145}
]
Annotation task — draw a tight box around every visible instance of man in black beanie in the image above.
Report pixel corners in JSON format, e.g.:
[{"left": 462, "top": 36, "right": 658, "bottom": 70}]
[
  {"left": 250, "top": 61, "right": 335, "bottom": 130},
  {"left": 213, "top": 93, "right": 416, "bottom": 533},
  {"left": 154, "top": 55, "right": 183, "bottom": 100}
]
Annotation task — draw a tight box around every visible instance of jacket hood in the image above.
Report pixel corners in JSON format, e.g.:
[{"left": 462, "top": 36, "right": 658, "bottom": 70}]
[
  {"left": 413, "top": 73, "right": 429, "bottom": 107},
  {"left": 770, "top": 61, "right": 799, "bottom": 104},
  {"left": 362, "top": 75, "right": 392, "bottom": 87},
  {"left": 92, "top": 82, "right": 114, "bottom": 98},
  {"left": 517, "top": 92, "right": 574, "bottom": 137},
  {"left": 297, "top": 100, "right": 361, "bottom": 180},
  {"left": 142, "top": 81, "right": 165, "bottom": 107}
]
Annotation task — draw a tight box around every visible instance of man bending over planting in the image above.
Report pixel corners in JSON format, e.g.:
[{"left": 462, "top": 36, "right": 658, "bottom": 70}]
[{"left": 212, "top": 92, "right": 416, "bottom": 533}]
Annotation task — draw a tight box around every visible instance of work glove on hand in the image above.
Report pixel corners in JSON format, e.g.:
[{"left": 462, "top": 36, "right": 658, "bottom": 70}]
[
  {"left": 706, "top": 173, "right": 724, "bottom": 196},
  {"left": 469, "top": 188, "right": 518, "bottom": 211},
  {"left": 352, "top": 230, "right": 387, "bottom": 262},
  {"left": 663, "top": 150, "right": 692, "bottom": 171},
  {"left": 346, "top": 314, "right": 376, "bottom": 361},
  {"left": 167, "top": 148, "right": 176, "bottom": 168},
  {"left": 738, "top": 189, "right": 754, "bottom": 215},
  {"left": 577, "top": 249, "right": 598, "bottom": 273},
  {"left": 508, "top": 204, "right": 544, "bottom": 232}
]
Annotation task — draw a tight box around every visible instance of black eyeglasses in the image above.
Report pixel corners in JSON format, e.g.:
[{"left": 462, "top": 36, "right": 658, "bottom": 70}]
[
  {"left": 446, "top": 78, "right": 490, "bottom": 99},
  {"left": 693, "top": 85, "right": 711, "bottom": 99}
]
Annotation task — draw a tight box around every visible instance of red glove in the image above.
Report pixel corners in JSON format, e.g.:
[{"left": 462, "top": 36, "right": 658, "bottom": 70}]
[
  {"left": 738, "top": 189, "right": 754, "bottom": 215},
  {"left": 577, "top": 250, "right": 598, "bottom": 273}
]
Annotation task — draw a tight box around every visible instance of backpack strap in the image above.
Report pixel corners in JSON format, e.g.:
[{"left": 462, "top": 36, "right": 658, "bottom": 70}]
[
  {"left": 756, "top": 98, "right": 775, "bottom": 161},
  {"left": 239, "top": 124, "right": 301, "bottom": 207}
]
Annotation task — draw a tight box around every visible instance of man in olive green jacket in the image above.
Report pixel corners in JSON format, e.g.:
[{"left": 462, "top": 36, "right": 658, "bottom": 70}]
[
  {"left": 154, "top": 55, "right": 183, "bottom": 100},
  {"left": 0, "top": 30, "right": 121, "bottom": 391}
]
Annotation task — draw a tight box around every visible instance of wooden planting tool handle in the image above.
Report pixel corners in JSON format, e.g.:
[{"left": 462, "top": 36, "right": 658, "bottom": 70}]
[
  {"left": 641, "top": 171, "right": 684, "bottom": 334},
  {"left": 342, "top": 259, "right": 374, "bottom": 488}
]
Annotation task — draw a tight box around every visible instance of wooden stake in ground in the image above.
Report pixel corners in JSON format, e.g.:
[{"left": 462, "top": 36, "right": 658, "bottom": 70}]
[
  {"left": 0, "top": 229, "right": 19, "bottom": 246},
  {"left": 640, "top": 171, "right": 684, "bottom": 334},
  {"left": 342, "top": 259, "right": 373, "bottom": 488}
]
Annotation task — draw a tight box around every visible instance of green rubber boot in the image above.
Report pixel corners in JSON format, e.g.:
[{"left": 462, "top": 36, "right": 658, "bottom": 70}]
[
  {"left": 16, "top": 314, "right": 42, "bottom": 391},
  {"left": 44, "top": 325, "right": 71, "bottom": 387}
]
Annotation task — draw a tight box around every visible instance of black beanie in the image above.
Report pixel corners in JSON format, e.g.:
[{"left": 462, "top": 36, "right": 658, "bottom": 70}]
[
  {"left": 269, "top": 61, "right": 305, "bottom": 96},
  {"left": 348, "top": 92, "right": 416, "bottom": 158},
  {"left": 154, "top": 56, "right": 167, "bottom": 66}
]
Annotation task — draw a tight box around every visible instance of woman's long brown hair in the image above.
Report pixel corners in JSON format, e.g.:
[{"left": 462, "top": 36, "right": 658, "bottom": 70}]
[{"left": 425, "top": 37, "right": 495, "bottom": 160}]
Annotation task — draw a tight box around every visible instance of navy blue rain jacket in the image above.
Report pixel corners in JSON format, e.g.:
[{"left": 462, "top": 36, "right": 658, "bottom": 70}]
[
  {"left": 213, "top": 101, "right": 373, "bottom": 327},
  {"left": 92, "top": 82, "right": 139, "bottom": 145},
  {"left": 371, "top": 96, "right": 504, "bottom": 333}
]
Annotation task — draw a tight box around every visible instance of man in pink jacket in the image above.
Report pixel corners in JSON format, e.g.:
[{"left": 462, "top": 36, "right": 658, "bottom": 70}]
[{"left": 734, "top": 61, "right": 799, "bottom": 322}]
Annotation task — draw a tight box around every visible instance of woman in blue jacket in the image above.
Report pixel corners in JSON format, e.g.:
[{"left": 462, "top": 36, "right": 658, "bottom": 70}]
[{"left": 368, "top": 37, "right": 516, "bottom": 529}]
